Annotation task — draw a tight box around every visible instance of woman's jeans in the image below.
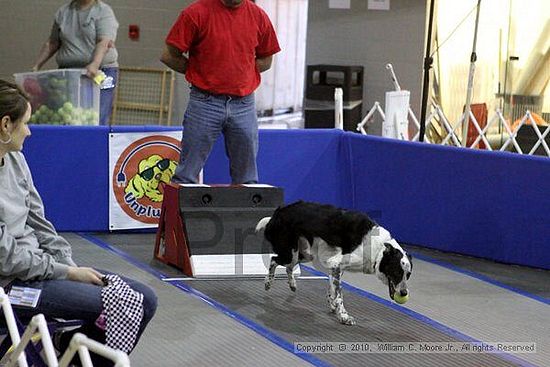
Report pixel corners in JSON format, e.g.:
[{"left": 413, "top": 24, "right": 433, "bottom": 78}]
[
  {"left": 172, "top": 86, "right": 259, "bottom": 184},
  {"left": 99, "top": 67, "right": 118, "bottom": 125},
  {"left": 8, "top": 272, "right": 157, "bottom": 365}
]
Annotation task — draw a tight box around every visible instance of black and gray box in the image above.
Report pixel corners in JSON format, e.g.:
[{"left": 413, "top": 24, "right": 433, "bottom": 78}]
[{"left": 178, "top": 185, "right": 284, "bottom": 256}]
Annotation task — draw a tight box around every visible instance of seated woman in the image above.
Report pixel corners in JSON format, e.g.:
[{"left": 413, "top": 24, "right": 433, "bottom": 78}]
[{"left": 0, "top": 79, "right": 157, "bottom": 365}]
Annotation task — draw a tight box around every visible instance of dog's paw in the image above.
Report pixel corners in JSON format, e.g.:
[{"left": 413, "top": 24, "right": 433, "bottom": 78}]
[
  {"left": 337, "top": 314, "right": 356, "bottom": 326},
  {"left": 287, "top": 276, "right": 297, "bottom": 292},
  {"left": 344, "top": 316, "right": 356, "bottom": 326}
]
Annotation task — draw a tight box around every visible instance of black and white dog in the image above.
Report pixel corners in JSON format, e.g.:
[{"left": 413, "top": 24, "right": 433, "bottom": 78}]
[{"left": 256, "top": 201, "right": 412, "bottom": 325}]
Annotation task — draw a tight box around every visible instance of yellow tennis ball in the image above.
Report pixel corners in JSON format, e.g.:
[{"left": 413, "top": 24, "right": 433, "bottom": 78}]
[
  {"left": 93, "top": 72, "right": 106, "bottom": 85},
  {"left": 393, "top": 293, "right": 409, "bottom": 304}
]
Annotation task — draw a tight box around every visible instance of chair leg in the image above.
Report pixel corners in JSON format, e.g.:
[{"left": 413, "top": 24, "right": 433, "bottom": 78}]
[{"left": 16, "top": 315, "right": 48, "bottom": 367}]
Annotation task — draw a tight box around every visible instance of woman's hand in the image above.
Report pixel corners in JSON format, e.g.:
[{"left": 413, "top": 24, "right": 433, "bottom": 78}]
[
  {"left": 85, "top": 63, "right": 100, "bottom": 79},
  {"left": 67, "top": 266, "right": 105, "bottom": 286}
]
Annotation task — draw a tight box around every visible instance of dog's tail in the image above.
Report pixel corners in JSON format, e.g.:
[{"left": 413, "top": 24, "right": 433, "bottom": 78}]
[{"left": 255, "top": 216, "right": 271, "bottom": 233}]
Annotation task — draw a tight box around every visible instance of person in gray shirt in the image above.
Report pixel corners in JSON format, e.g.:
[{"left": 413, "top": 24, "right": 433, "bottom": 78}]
[
  {"left": 0, "top": 80, "right": 157, "bottom": 366},
  {"left": 32, "top": 0, "right": 119, "bottom": 125}
]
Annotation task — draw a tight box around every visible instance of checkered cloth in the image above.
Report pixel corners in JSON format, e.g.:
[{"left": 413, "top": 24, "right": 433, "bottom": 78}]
[{"left": 100, "top": 274, "right": 144, "bottom": 353}]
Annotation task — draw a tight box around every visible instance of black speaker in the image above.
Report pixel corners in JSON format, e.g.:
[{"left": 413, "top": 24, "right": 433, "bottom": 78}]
[{"left": 178, "top": 186, "right": 284, "bottom": 256}]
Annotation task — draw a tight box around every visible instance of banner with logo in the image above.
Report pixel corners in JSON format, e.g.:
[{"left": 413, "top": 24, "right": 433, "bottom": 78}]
[{"left": 109, "top": 131, "right": 182, "bottom": 230}]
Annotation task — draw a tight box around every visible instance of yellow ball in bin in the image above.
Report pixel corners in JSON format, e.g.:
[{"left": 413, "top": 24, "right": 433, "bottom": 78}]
[{"left": 393, "top": 293, "right": 409, "bottom": 304}]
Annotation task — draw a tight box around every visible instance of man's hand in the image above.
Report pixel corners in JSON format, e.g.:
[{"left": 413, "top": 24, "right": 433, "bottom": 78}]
[
  {"left": 256, "top": 55, "right": 273, "bottom": 73},
  {"left": 160, "top": 45, "right": 189, "bottom": 74},
  {"left": 67, "top": 266, "right": 105, "bottom": 286}
]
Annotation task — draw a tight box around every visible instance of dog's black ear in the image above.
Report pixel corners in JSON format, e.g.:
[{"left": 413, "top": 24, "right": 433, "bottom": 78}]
[{"left": 384, "top": 243, "right": 393, "bottom": 253}]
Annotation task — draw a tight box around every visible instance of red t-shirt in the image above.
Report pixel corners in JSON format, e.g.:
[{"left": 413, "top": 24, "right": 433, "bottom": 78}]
[{"left": 166, "top": 0, "right": 281, "bottom": 96}]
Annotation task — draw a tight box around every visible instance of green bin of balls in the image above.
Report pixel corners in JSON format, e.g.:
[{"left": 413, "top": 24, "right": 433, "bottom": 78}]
[{"left": 14, "top": 69, "right": 100, "bottom": 126}]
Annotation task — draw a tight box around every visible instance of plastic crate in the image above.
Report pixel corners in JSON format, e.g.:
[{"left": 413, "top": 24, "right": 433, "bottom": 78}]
[{"left": 14, "top": 69, "right": 100, "bottom": 125}]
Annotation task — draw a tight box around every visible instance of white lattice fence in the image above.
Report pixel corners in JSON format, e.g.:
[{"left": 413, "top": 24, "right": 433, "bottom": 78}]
[
  {"left": 356, "top": 102, "right": 550, "bottom": 158},
  {"left": 351, "top": 63, "right": 550, "bottom": 157}
]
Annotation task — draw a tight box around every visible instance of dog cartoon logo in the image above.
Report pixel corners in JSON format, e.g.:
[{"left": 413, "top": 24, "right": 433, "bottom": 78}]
[
  {"left": 124, "top": 154, "right": 177, "bottom": 202},
  {"left": 112, "top": 135, "right": 181, "bottom": 225}
]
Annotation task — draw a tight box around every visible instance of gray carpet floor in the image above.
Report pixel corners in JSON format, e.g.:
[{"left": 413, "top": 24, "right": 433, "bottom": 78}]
[{"left": 62, "top": 232, "right": 549, "bottom": 367}]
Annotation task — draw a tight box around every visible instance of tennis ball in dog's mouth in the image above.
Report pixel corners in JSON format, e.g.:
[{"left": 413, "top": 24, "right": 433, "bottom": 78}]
[{"left": 393, "top": 293, "right": 409, "bottom": 304}]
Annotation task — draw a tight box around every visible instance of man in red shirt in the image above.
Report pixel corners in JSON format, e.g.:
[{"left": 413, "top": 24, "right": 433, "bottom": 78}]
[{"left": 161, "top": 0, "right": 280, "bottom": 184}]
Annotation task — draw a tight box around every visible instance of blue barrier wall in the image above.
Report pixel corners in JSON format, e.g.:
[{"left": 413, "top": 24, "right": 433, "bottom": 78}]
[
  {"left": 22, "top": 126, "right": 350, "bottom": 231},
  {"left": 21, "top": 126, "right": 550, "bottom": 269},
  {"left": 24, "top": 125, "right": 110, "bottom": 231},
  {"left": 345, "top": 133, "right": 550, "bottom": 270},
  {"left": 23, "top": 126, "right": 180, "bottom": 232}
]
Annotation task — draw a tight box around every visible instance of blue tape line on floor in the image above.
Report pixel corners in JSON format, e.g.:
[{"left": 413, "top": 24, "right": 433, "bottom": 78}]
[
  {"left": 409, "top": 251, "right": 550, "bottom": 306},
  {"left": 77, "top": 233, "right": 332, "bottom": 367}
]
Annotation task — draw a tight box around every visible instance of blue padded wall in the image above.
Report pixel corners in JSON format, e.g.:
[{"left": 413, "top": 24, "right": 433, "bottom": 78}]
[
  {"left": 22, "top": 126, "right": 350, "bottom": 231},
  {"left": 345, "top": 132, "right": 550, "bottom": 270},
  {"left": 23, "top": 125, "right": 110, "bottom": 231},
  {"left": 21, "top": 126, "right": 550, "bottom": 269},
  {"left": 22, "top": 125, "right": 180, "bottom": 232}
]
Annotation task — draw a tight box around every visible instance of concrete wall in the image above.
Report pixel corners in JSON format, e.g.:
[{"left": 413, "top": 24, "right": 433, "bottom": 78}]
[
  {"left": 306, "top": 0, "right": 427, "bottom": 134},
  {"left": 0, "top": 0, "right": 192, "bottom": 122},
  {"left": 0, "top": 0, "right": 427, "bottom": 132},
  {"left": 0, "top": 0, "right": 193, "bottom": 78}
]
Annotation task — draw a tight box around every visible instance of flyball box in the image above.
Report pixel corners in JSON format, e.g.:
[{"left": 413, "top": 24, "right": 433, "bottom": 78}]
[{"left": 155, "top": 184, "right": 298, "bottom": 277}]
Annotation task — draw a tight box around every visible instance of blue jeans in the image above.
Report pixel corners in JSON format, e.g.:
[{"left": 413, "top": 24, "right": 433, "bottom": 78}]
[
  {"left": 99, "top": 67, "right": 118, "bottom": 125},
  {"left": 8, "top": 272, "right": 157, "bottom": 366},
  {"left": 172, "top": 86, "right": 259, "bottom": 184}
]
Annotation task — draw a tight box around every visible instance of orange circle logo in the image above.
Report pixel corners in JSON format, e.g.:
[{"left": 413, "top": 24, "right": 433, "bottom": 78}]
[{"left": 112, "top": 135, "right": 181, "bottom": 224}]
